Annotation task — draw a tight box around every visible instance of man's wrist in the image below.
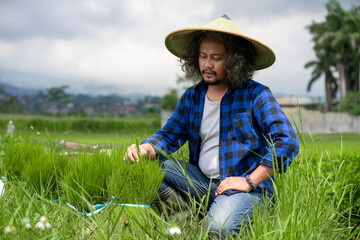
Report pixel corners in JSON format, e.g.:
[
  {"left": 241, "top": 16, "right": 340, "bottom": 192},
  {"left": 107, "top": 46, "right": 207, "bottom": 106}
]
[
  {"left": 139, "top": 143, "right": 156, "bottom": 158},
  {"left": 245, "top": 175, "right": 257, "bottom": 191}
]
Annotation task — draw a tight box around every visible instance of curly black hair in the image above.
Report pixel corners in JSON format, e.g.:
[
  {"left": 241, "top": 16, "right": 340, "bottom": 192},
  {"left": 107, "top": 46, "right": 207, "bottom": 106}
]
[{"left": 180, "top": 31, "right": 256, "bottom": 87}]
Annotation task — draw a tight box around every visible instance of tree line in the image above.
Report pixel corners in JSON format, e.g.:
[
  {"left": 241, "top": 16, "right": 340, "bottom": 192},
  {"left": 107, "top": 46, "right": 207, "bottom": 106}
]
[{"left": 0, "top": 85, "right": 161, "bottom": 116}]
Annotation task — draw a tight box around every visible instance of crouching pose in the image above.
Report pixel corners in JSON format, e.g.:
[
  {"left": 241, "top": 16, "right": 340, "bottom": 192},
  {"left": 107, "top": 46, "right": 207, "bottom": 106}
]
[{"left": 124, "top": 15, "right": 299, "bottom": 237}]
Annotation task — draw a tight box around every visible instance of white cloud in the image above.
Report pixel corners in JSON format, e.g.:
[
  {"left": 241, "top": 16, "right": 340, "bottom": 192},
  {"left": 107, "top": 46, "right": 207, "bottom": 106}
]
[
  {"left": 0, "top": 41, "right": 15, "bottom": 58},
  {"left": 0, "top": 0, "right": 218, "bottom": 95},
  {"left": 230, "top": 12, "right": 325, "bottom": 96},
  {"left": 0, "top": 0, "right": 358, "bottom": 97}
]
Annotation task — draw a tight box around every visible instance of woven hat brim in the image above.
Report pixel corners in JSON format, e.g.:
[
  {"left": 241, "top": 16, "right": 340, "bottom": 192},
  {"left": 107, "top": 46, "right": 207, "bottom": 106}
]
[{"left": 165, "top": 27, "right": 276, "bottom": 70}]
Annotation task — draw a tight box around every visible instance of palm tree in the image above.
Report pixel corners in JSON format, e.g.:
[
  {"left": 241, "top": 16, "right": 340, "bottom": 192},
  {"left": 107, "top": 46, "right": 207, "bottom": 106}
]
[
  {"left": 306, "top": 10, "right": 338, "bottom": 111},
  {"left": 316, "top": 0, "right": 349, "bottom": 98},
  {"left": 343, "top": 5, "right": 360, "bottom": 92},
  {"left": 319, "top": 1, "right": 360, "bottom": 96},
  {"left": 305, "top": 50, "right": 337, "bottom": 111}
]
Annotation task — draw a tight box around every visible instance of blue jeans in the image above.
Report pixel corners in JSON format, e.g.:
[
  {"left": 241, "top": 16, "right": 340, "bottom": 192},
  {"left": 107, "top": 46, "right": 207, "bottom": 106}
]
[{"left": 160, "top": 157, "right": 264, "bottom": 237}]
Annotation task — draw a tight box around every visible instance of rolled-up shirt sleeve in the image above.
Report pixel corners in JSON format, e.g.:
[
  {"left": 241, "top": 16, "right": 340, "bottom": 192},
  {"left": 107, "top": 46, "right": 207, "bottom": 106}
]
[{"left": 141, "top": 90, "right": 190, "bottom": 156}]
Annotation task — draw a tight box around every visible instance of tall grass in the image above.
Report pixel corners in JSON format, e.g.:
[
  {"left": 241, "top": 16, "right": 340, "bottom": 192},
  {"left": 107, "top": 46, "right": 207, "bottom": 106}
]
[
  {"left": 242, "top": 150, "right": 357, "bottom": 239},
  {"left": 0, "top": 131, "right": 359, "bottom": 239}
]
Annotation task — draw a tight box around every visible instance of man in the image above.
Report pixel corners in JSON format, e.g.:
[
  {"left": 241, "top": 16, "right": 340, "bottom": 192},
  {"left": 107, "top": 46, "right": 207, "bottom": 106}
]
[{"left": 124, "top": 15, "right": 299, "bottom": 236}]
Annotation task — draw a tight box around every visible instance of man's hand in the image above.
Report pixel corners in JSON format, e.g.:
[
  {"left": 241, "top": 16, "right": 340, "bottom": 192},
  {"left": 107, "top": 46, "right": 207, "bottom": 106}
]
[
  {"left": 123, "top": 143, "right": 155, "bottom": 162},
  {"left": 215, "top": 165, "right": 274, "bottom": 196},
  {"left": 215, "top": 176, "right": 252, "bottom": 196}
]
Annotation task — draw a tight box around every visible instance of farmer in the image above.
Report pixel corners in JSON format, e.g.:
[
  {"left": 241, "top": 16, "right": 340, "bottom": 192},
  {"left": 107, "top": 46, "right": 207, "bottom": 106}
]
[
  {"left": 6, "top": 120, "right": 15, "bottom": 134},
  {"left": 124, "top": 15, "right": 299, "bottom": 237}
]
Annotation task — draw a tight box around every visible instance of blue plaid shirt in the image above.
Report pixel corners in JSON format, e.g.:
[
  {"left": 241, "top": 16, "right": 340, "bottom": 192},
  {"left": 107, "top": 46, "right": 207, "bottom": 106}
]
[{"left": 142, "top": 80, "right": 300, "bottom": 195}]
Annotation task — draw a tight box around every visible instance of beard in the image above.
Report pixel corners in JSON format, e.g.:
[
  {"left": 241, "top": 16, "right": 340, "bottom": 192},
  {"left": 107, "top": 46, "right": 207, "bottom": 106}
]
[
  {"left": 201, "top": 69, "right": 223, "bottom": 86},
  {"left": 204, "top": 79, "right": 223, "bottom": 85}
]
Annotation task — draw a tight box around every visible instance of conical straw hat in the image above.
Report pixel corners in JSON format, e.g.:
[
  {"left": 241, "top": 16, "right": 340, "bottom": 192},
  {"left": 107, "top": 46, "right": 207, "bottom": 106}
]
[{"left": 165, "top": 15, "right": 275, "bottom": 70}]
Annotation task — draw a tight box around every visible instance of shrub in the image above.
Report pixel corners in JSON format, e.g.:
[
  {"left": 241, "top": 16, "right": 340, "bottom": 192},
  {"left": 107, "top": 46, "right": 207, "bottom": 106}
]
[
  {"left": 340, "top": 91, "right": 360, "bottom": 115},
  {"left": 161, "top": 89, "right": 179, "bottom": 110}
]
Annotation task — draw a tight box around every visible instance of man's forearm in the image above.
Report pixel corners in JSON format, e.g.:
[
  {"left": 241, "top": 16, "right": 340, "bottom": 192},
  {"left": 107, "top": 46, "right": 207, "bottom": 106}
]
[
  {"left": 249, "top": 164, "right": 274, "bottom": 186},
  {"left": 215, "top": 164, "right": 274, "bottom": 195}
]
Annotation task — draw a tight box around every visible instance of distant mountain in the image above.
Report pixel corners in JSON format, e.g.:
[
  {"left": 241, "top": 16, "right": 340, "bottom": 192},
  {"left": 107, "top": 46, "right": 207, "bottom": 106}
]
[
  {"left": 0, "top": 81, "right": 40, "bottom": 96},
  {"left": 0, "top": 80, "right": 152, "bottom": 101},
  {"left": 0, "top": 68, "right": 166, "bottom": 98}
]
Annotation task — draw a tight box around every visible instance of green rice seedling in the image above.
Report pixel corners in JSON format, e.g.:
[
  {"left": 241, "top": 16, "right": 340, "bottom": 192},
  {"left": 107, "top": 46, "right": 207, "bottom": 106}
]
[
  {"left": 0, "top": 133, "right": 68, "bottom": 200},
  {"left": 0, "top": 134, "right": 33, "bottom": 178},
  {"left": 108, "top": 154, "right": 164, "bottom": 205},
  {"left": 21, "top": 149, "right": 70, "bottom": 200},
  {"left": 60, "top": 148, "right": 115, "bottom": 210},
  {"left": 22, "top": 159, "right": 57, "bottom": 200}
]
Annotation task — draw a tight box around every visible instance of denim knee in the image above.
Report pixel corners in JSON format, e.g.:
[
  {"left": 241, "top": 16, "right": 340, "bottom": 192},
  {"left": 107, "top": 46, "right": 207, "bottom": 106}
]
[
  {"left": 206, "top": 206, "right": 241, "bottom": 237},
  {"left": 205, "top": 192, "right": 263, "bottom": 237}
]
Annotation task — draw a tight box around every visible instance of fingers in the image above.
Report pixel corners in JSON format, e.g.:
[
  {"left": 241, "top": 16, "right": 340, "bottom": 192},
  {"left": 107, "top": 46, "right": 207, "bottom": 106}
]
[
  {"left": 123, "top": 144, "right": 140, "bottom": 163},
  {"left": 215, "top": 180, "right": 229, "bottom": 196}
]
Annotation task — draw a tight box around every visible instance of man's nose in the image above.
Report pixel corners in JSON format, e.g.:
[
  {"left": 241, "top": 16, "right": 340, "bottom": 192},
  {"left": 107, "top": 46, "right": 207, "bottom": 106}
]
[{"left": 204, "top": 58, "right": 213, "bottom": 68}]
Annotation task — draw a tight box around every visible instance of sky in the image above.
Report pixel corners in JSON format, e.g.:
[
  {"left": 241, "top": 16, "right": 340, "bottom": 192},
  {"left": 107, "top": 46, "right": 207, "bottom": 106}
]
[{"left": 0, "top": 0, "right": 359, "bottom": 98}]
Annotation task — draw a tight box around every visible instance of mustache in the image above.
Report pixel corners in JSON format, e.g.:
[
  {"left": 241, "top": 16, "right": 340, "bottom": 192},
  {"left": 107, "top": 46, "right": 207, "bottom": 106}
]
[{"left": 201, "top": 69, "right": 217, "bottom": 76}]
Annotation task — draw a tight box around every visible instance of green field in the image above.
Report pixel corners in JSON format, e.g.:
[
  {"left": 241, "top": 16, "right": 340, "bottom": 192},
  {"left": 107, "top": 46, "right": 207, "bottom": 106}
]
[
  {"left": 301, "top": 133, "right": 360, "bottom": 155},
  {"left": 0, "top": 121, "right": 359, "bottom": 239},
  {"left": 0, "top": 113, "right": 161, "bottom": 136},
  {"left": 35, "top": 130, "right": 360, "bottom": 157}
]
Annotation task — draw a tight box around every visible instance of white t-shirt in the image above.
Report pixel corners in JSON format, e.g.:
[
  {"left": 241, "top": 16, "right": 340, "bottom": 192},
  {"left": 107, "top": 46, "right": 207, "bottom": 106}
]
[{"left": 198, "top": 95, "right": 220, "bottom": 179}]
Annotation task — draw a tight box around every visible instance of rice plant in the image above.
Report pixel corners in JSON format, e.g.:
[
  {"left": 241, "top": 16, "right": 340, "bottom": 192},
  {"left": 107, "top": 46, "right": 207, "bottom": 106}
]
[
  {"left": 107, "top": 156, "right": 164, "bottom": 204},
  {"left": 60, "top": 148, "right": 117, "bottom": 210}
]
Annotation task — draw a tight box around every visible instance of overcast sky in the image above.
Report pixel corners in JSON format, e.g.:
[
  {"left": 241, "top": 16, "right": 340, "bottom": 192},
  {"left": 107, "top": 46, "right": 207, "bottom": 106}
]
[{"left": 0, "top": 0, "right": 358, "bottom": 98}]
